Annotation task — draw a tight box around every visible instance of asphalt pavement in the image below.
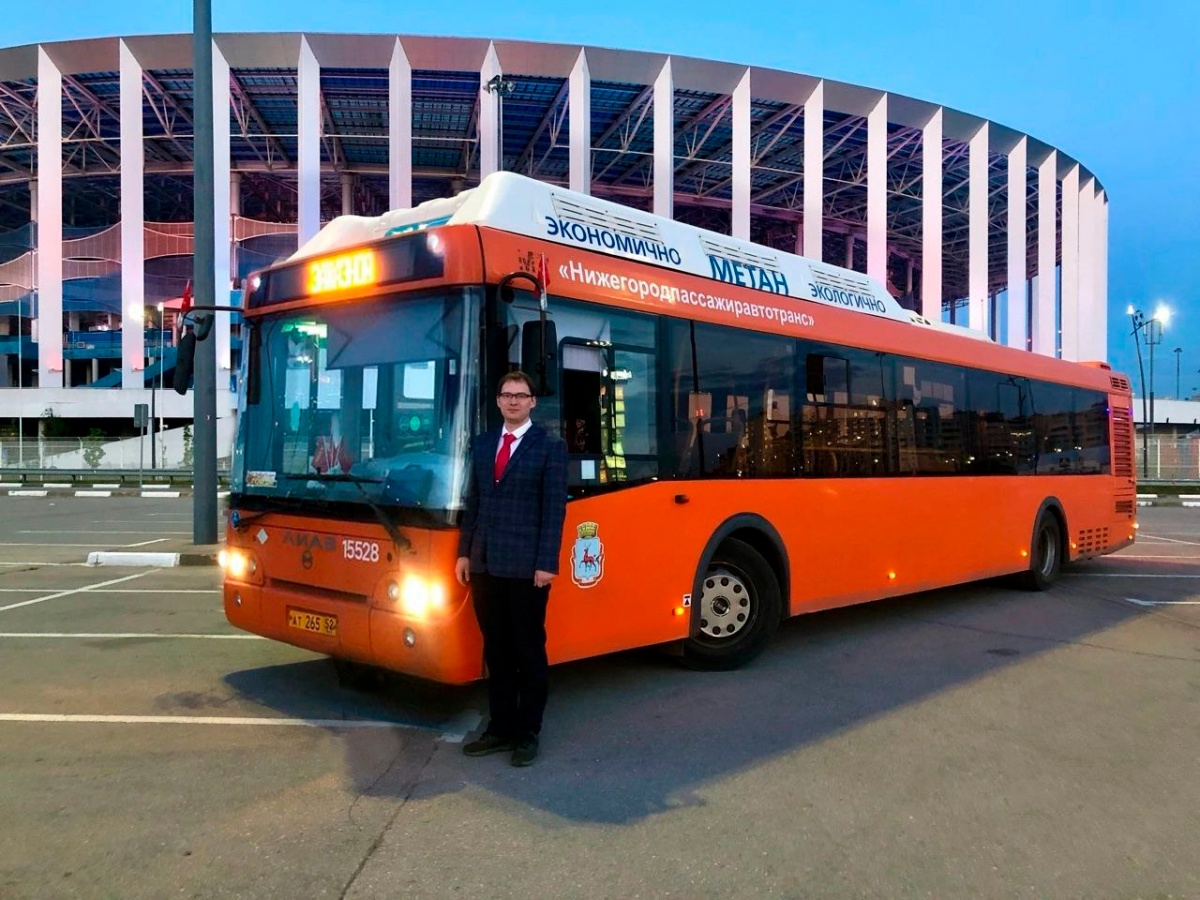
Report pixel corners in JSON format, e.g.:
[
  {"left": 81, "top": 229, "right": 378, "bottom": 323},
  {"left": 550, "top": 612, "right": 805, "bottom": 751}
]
[{"left": 0, "top": 497, "right": 1197, "bottom": 899}]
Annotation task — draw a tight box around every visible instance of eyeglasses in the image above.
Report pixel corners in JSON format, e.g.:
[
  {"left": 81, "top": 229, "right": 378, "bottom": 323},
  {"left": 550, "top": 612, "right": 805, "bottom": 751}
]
[{"left": 498, "top": 392, "right": 532, "bottom": 401}]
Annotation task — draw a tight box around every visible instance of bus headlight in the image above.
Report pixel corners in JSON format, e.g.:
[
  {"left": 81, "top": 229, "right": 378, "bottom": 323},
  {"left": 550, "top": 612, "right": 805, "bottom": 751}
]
[
  {"left": 399, "top": 575, "right": 446, "bottom": 618},
  {"left": 219, "top": 548, "right": 257, "bottom": 580}
]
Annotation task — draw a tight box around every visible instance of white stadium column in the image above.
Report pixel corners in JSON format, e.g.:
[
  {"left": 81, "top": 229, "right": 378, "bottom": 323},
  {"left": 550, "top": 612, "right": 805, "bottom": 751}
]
[
  {"left": 1096, "top": 193, "right": 1109, "bottom": 362},
  {"left": 569, "top": 49, "right": 591, "bottom": 194},
  {"left": 802, "top": 81, "right": 823, "bottom": 261},
  {"left": 119, "top": 40, "right": 145, "bottom": 389},
  {"left": 1006, "top": 136, "right": 1028, "bottom": 350},
  {"left": 213, "top": 41, "right": 232, "bottom": 375},
  {"left": 1034, "top": 151, "right": 1057, "bottom": 356},
  {"left": 653, "top": 58, "right": 673, "bottom": 219},
  {"left": 1059, "top": 164, "right": 1080, "bottom": 360},
  {"left": 866, "top": 92, "right": 887, "bottom": 282},
  {"left": 389, "top": 38, "right": 412, "bottom": 210},
  {"left": 36, "top": 47, "right": 64, "bottom": 387},
  {"left": 1078, "top": 176, "right": 1096, "bottom": 360},
  {"left": 731, "top": 69, "right": 751, "bottom": 241},
  {"left": 921, "top": 108, "right": 942, "bottom": 321},
  {"left": 297, "top": 36, "right": 321, "bottom": 244},
  {"left": 968, "top": 122, "right": 989, "bottom": 334},
  {"left": 479, "top": 43, "right": 502, "bottom": 179}
]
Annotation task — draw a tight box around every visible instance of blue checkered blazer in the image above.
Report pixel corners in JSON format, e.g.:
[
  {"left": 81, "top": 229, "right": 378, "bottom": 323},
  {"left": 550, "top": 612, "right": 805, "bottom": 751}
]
[{"left": 457, "top": 423, "right": 568, "bottom": 578}]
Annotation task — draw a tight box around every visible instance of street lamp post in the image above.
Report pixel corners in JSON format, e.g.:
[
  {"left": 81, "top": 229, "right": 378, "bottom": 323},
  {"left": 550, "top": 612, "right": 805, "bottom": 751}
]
[
  {"left": 149, "top": 308, "right": 156, "bottom": 469},
  {"left": 16, "top": 308, "right": 22, "bottom": 469},
  {"left": 1174, "top": 347, "right": 1182, "bottom": 400},
  {"left": 1128, "top": 304, "right": 1169, "bottom": 481},
  {"left": 158, "top": 301, "right": 165, "bottom": 466}
]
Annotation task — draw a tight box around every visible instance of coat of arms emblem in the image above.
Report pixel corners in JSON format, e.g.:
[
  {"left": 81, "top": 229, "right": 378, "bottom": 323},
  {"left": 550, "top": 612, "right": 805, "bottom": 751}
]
[{"left": 570, "top": 521, "right": 604, "bottom": 588}]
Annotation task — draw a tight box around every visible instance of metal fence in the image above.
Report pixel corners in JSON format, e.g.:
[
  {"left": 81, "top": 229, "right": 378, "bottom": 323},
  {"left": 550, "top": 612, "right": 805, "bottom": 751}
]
[
  {"left": 1135, "top": 436, "right": 1200, "bottom": 483},
  {"left": 0, "top": 436, "right": 229, "bottom": 472},
  {"left": 0, "top": 433, "right": 1193, "bottom": 482}
]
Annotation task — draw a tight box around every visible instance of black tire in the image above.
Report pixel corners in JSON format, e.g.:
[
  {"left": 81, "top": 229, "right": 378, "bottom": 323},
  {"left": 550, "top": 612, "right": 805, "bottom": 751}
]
[
  {"left": 682, "top": 538, "right": 782, "bottom": 671},
  {"left": 1017, "top": 514, "right": 1063, "bottom": 591}
]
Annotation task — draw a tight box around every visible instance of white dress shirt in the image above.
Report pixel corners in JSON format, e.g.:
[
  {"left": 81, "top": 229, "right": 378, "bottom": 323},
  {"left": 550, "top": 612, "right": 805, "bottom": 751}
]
[{"left": 496, "top": 418, "right": 533, "bottom": 460}]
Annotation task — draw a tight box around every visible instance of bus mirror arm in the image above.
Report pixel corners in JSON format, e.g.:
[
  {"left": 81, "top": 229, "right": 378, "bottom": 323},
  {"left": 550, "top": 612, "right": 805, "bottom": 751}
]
[{"left": 499, "top": 272, "right": 557, "bottom": 397}]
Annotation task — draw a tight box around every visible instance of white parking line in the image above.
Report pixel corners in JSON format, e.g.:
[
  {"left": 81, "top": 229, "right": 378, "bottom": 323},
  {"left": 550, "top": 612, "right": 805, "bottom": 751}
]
[
  {"left": 0, "top": 572, "right": 148, "bottom": 612},
  {"left": 1107, "top": 555, "right": 1200, "bottom": 560},
  {"left": 1134, "top": 534, "right": 1200, "bottom": 546},
  {"left": 0, "top": 632, "right": 262, "bottom": 639},
  {"left": 19, "top": 531, "right": 190, "bottom": 535},
  {"left": 1123, "top": 598, "right": 1200, "bottom": 606},
  {"left": 1066, "top": 573, "right": 1200, "bottom": 578},
  {"left": 0, "top": 714, "right": 416, "bottom": 729},
  {"left": 0, "top": 562, "right": 83, "bottom": 567},
  {"left": 0, "top": 588, "right": 217, "bottom": 594},
  {"left": 0, "top": 712, "right": 480, "bottom": 742}
]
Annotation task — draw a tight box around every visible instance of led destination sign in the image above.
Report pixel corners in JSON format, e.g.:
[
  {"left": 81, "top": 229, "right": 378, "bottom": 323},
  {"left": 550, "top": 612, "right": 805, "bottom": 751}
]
[
  {"left": 308, "top": 249, "right": 376, "bottom": 294},
  {"left": 248, "top": 235, "right": 445, "bottom": 309}
]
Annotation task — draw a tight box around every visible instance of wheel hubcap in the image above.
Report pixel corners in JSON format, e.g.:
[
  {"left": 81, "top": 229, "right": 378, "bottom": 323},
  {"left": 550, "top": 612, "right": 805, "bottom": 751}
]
[
  {"left": 1039, "top": 531, "right": 1057, "bottom": 576},
  {"left": 699, "top": 568, "right": 752, "bottom": 639}
]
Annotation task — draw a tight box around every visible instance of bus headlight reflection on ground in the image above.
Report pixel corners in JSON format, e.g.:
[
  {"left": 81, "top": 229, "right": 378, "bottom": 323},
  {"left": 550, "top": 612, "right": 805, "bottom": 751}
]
[{"left": 399, "top": 576, "right": 446, "bottom": 618}]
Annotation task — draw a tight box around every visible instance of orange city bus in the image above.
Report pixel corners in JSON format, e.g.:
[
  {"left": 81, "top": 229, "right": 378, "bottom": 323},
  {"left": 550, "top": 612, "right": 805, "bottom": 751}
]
[{"left": 213, "top": 172, "right": 1136, "bottom": 684}]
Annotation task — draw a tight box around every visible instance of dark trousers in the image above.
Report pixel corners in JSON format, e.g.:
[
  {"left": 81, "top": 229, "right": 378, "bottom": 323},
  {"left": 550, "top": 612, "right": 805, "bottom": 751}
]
[{"left": 471, "top": 572, "right": 550, "bottom": 739}]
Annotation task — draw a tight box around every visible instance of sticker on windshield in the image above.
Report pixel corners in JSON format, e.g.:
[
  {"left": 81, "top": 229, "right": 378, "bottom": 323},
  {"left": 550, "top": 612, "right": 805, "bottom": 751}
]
[{"left": 247, "top": 471, "right": 278, "bottom": 488}]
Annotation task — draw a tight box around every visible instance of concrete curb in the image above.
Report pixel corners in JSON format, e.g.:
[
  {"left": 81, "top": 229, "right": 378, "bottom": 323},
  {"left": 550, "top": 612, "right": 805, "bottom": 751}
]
[
  {"left": 87, "top": 552, "right": 183, "bottom": 567},
  {"left": 1137, "top": 494, "right": 1200, "bottom": 508},
  {"left": 86, "top": 551, "right": 219, "bottom": 567}
]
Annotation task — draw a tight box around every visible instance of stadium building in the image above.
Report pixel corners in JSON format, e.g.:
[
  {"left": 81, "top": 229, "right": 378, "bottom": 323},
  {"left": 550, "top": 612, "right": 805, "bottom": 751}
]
[{"left": 0, "top": 33, "right": 1108, "bottom": 439}]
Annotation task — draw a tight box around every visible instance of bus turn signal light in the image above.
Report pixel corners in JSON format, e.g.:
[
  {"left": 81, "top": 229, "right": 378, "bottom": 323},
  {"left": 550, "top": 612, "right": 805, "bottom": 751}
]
[{"left": 673, "top": 606, "right": 686, "bottom": 616}]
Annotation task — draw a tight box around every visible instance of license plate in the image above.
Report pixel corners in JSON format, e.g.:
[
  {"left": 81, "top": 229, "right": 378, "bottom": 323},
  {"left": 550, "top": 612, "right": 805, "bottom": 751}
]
[{"left": 287, "top": 609, "right": 337, "bottom": 637}]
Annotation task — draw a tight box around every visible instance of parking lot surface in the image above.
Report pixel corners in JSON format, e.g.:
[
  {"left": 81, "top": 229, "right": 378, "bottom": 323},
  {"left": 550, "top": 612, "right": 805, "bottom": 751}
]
[{"left": 0, "top": 498, "right": 1197, "bottom": 898}]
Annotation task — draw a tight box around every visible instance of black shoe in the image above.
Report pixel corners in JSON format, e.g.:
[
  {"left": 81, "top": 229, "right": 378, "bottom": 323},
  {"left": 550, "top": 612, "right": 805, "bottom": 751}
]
[
  {"left": 463, "top": 732, "right": 514, "bottom": 757},
  {"left": 510, "top": 736, "right": 539, "bottom": 767}
]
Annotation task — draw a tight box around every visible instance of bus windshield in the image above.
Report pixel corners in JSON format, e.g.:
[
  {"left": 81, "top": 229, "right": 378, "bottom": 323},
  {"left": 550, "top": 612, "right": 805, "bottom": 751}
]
[{"left": 231, "top": 287, "right": 481, "bottom": 521}]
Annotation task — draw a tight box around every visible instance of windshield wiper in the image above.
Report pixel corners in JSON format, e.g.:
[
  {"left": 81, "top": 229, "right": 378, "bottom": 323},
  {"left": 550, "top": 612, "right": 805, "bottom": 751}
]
[
  {"left": 285, "top": 473, "right": 384, "bottom": 485},
  {"left": 280, "top": 474, "right": 411, "bottom": 551}
]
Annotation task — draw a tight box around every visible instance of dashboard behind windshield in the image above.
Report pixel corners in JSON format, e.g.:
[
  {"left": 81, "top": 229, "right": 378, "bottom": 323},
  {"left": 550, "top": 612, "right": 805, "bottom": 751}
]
[{"left": 231, "top": 288, "right": 480, "bottom": 521}]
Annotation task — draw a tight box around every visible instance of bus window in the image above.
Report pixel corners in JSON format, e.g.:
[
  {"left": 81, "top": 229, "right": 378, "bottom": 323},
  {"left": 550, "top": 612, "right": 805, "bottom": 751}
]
[
  {"left": 559, "top": 342, "right": 659, "bottom": 487},
  {"left": 896, "top": 359, "right": 968, "bottom": 475},
  {"left": 801, "top": 348, "right": 889, "bottom": 477},
  {"left": 668, "top": 321, "right": 797, "bottom": 478},
  {"left": 970, "top": 372, "right": 1034, "bottom": 475}
]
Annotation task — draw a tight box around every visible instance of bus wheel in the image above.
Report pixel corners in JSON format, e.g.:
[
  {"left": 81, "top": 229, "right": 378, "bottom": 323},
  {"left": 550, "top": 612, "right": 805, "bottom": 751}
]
[
  {"left": 1018, "top": 514, "right": 1063, "bottom": 591},
  {"left": 683, "top": 538, "right": 781, "bottom": 671}
]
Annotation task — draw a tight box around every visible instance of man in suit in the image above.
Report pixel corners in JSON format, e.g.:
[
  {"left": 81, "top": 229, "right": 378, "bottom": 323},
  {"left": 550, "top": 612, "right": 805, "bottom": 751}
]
[{"left": 456, "top": 371, "right": 568, "bottom": 767}]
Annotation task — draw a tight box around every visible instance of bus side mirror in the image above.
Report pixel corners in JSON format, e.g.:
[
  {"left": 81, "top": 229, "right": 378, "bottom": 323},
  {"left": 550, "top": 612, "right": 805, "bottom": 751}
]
[
  {"left": 521, "top": 320, "right": 558, "bottom": 397},
  {"left": 173, "top": 331, "right": 196, "bottom": 394}
]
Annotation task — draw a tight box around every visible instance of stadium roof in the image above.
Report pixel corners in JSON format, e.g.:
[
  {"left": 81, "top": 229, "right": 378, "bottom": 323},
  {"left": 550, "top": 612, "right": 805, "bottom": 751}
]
[{"left": 0, "top": 34, "right": 1105, "bottom": 299}]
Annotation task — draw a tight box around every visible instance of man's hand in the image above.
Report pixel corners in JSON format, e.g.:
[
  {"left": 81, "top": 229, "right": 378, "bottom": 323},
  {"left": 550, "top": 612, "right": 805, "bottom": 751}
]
[
  {"left": 534, "top": 570, "right": 556, "bottom": 588},
  {"left": 455, "top": 557, "right": 471, "bottom": 586}
]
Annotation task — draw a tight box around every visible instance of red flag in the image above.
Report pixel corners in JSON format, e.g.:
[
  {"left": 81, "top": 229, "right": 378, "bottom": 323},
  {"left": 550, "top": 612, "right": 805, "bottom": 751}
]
[{"left": 176, "top": 280, "right": 193, "bottom": 339}]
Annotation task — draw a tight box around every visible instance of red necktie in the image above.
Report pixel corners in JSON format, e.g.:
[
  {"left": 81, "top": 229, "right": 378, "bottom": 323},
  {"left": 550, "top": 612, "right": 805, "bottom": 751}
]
[{"left": 494, "top": 432, "right": 516, "bottom": 482}]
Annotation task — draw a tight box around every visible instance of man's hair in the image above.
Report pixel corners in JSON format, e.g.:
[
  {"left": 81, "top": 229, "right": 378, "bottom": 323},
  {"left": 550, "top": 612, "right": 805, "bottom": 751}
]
[{"left": 497, "top": 370, "right": 536, "bottom": 395}]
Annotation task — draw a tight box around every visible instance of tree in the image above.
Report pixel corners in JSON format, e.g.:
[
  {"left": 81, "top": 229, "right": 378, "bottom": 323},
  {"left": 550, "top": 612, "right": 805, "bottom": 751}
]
[
  {"left": 182, "top": 425, "right": 194, "bottom": 468},
  {"left": 82, "top": 428, "right": 106, "bottom": 470}
]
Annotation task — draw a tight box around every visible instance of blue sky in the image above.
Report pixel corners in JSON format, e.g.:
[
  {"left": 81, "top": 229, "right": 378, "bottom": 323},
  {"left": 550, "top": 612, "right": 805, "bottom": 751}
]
[{"left": 4, "top": 1, "right": 1197, "bottom": 394}]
